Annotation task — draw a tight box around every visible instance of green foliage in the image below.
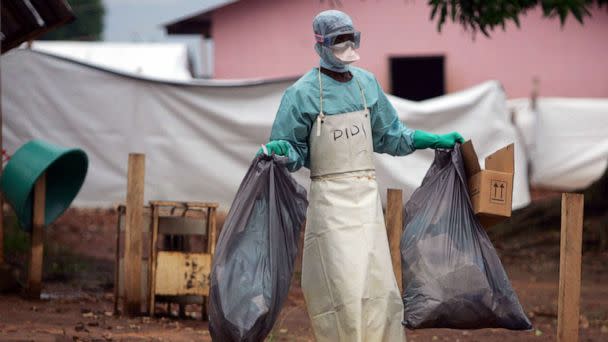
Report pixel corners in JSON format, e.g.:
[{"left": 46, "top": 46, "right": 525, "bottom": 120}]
[
  {"left": 428, "top": 0, "right": 608, "bottom": 36},
  {"left": 41, "top": 0, "right": 105, "bottom": 41},
  {"left": 3, "top": 212, "right": 88, "bottom": 282},
  {"left": 3, "top": 216, "right": 29, "bottom": 255}
]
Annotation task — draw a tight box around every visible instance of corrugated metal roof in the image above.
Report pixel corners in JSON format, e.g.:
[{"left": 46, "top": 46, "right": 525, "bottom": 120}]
[
  {"left": 1, "top": 0, "right": 74, "bottom": 54},
  {"left": 163, "top": 0, "right": 237, "bottom": 37}
]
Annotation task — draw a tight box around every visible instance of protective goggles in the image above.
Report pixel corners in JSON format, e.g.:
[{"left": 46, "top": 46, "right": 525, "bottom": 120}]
[{"left": 315, "top": 31, "right": 361, "bottom": 48}]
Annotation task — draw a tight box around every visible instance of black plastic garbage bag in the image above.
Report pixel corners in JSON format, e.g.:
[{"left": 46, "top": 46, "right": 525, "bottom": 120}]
[
  {"left": 209, "top": 155, "right": 308, "bottom": 341},
  {"left": 400, "top": 145, "right": 532, "bottom": 330}
]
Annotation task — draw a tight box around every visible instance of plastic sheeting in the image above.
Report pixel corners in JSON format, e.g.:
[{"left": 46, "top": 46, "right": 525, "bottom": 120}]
[
  {"left": 208, "top": 155, "right": 308, "bottom": 341},
  {"left": 30, "top": 41, "right": 193, "bottom": 81},
  {"left": 509, "top": 98, "right": 608, "bottom": 190},
  {"left": 401, "top": 146, "right": 532, "bottom": 330},
  {"left": 2, "top": 49, "right": 530, "bottom": 209}
]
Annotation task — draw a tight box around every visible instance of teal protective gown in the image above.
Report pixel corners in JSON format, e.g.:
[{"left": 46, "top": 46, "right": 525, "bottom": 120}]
[{"left": 270, "top": 67, "right": 416, "bottom": 171}]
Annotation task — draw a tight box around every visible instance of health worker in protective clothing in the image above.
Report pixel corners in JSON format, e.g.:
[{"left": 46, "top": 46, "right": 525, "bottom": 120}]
[{"left": 258, "top": 10, "right": 464, "bottom": 342}]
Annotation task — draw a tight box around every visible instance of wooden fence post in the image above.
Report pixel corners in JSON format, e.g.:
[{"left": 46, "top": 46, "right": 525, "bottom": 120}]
[
  {"left": 0, "top": 58, "right": 4, "bottom": 266},
  {"left": 0, "top": 194, "right": 3, "bottom": 265},
  {"left": 386, "top": 189, "right": 403, "bottom": 292},
  {"left": 26, "top": 173, "right": 46, "bottom": 298},
  {"left": 124, "top": 153, "right": 145, "bottom": 316},
  {"left": 557, "top": 193, "right": 584, "bottom": 342}
]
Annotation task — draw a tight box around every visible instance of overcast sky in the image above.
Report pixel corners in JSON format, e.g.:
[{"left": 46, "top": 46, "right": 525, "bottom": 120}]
[{"left": 102, "top": 0, "right": 230, "bottom": 41}]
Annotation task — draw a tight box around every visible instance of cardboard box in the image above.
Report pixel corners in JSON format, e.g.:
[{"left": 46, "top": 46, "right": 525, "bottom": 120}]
[{"left": 461, "top": 141, "right": 514, "bottom": 227}]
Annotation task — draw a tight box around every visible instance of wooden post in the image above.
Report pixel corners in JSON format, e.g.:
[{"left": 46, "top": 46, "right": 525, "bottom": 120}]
[
  {"left": 202, "top": 206, "right": 217, "bottom": 321},
  {"left": 0, "top": 53, "right": 4, "bottom": 266},
  {"left": 124, "top": 154, "right": 145, "bottom": 316},
  {"left": 148, "top": 203, "right": 160, "bottom": 316},
  {"left": 26, "top": 173, "right": 46, "bottom": 298},
  {"left": 557, "top": 193, "right": 584, "bottom": 342},
  {"left": 113, "top": 206, "right": 123, "bottom": 315},
  {"left": 0, "top": 197, "right": 3, "bottom": 264},
  {"left": 386, "top": 189, "right": 403, "bottom": 292},
  {"left": 0, "top": 195, "right": 3, "bottom": 265},
  {"left": 207, "top": 207, "right": 217, "bottom": 256}
]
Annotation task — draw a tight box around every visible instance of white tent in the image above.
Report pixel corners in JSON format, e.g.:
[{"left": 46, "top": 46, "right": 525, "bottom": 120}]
[
  {"left": 509, "top": 98, "right": 608, "bottom": 190},
  {"left": 29, "top": 41, "right": 193, "bottom": 81},
  {"left": 2, "top": 49, "right": 530, "bottom": 210}
]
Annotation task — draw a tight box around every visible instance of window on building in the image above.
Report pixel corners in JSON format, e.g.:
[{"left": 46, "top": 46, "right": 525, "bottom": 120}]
[{"left": 389, "top": 55, "right": 445, "bottom": 101}]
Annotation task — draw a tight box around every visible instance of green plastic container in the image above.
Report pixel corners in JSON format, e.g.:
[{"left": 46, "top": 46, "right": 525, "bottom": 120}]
[{"left": 0, "top": 140, "right": 88, "bottom": 231}]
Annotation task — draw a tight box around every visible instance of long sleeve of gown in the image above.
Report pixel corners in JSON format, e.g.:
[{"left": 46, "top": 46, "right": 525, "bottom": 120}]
[
  {"left": 269, "top": 91, "right": 311, "bottom": 172},
  {"left": 370, "top": 80, "right": 416, "bottom": 156}
]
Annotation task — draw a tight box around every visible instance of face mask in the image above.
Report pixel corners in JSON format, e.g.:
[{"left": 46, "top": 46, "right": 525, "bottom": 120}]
[{"left": 331, "top": 41, "right": 360, "bottom": 64}]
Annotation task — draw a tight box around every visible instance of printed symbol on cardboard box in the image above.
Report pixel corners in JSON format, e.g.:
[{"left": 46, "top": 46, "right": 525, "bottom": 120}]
[{"left": 490, "top": 180, "right": 507, "bottom": 203}]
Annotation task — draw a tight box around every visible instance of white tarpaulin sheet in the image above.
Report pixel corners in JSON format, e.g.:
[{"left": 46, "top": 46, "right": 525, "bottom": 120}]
[
  {"left": 509, "top": 98, "right": 608, "bottom": 190},
  {"left": 29, "top": 41, "right": 193, "bottom": 81},
  {"left": 2, "top": 50, "right": 530, "bottom": 210}
]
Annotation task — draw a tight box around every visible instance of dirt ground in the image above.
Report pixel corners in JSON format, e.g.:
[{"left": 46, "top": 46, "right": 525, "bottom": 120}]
[{"left": 1, "top": 207, "right": 607, "bottom": 342}]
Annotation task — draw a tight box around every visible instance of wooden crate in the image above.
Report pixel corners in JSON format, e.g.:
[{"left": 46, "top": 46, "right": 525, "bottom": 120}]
[
  {"left": 154, "top": 251, "right": 211, "bottom": 296},
  {"left": 148, "top": 201, "right": 218, "bottom": 319}
]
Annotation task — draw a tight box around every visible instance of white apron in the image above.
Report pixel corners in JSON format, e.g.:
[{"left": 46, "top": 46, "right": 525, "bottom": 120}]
[{"left": 301, "top": 70, "right": 405, "bottom": 342}]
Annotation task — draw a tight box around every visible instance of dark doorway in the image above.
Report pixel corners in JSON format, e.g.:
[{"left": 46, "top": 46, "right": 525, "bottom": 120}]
[{"left": 390, "top": 56, "right": 445, "bottom": 101}]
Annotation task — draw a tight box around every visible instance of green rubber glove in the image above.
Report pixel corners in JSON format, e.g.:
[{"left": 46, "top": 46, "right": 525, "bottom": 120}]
[
  {"left": 413, "top": 130, "right": 465, "bottom": 150},
  {"left": 256, "top": 140, "right": 292, "bottom": 157}
]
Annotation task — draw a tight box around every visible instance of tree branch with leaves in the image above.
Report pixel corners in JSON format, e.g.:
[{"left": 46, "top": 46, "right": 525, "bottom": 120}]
[
  {"left": 42, "top": 0, "right": 105, "bottom": 41},
  {"left": 429, "top": 0, "right": 608, "bottom": 36}
]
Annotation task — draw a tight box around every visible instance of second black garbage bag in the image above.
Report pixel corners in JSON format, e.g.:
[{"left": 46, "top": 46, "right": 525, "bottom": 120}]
[
  {"left": 400, "top": 145, "right": 532, "bottom": 330},
  {"left": 209, "top": 155, "right": 308, "bottom": 341}
]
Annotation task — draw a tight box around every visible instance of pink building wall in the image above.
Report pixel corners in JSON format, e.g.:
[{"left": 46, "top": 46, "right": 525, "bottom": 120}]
[{"left": 212, "top": 0, "right": 608, "bottom": 98}]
